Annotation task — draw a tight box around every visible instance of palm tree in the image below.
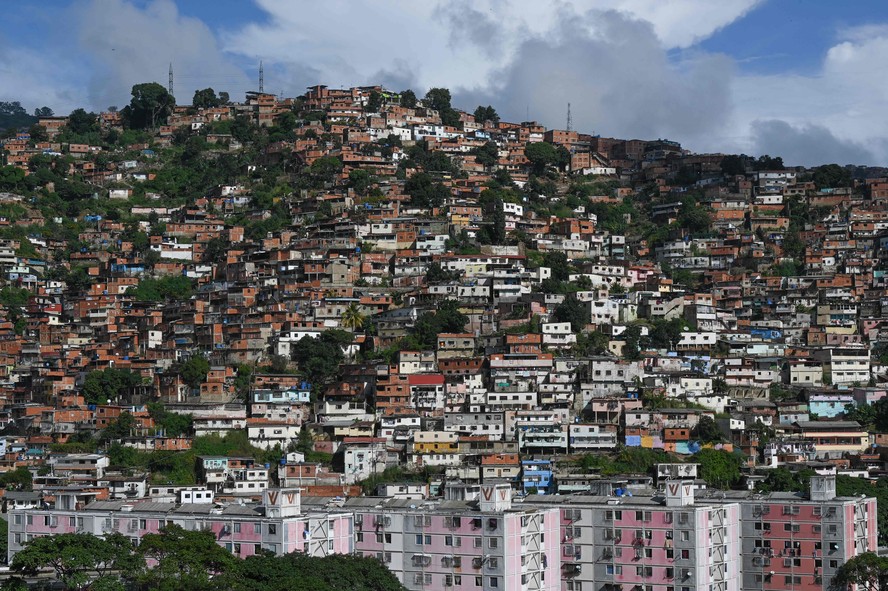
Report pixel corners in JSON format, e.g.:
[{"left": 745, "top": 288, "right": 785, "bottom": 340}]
[{"left": 341, "top": 303, "right": 366, "bottom": 331}]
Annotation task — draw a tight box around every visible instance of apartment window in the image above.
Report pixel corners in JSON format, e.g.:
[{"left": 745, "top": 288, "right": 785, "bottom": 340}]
[
  {"left": 489, "top": 577, "right": 499, "bottom": 588},
  {"left": 488, "top": 557, "right": 499, "bottom": 569},
  {"left": 253, "top": 523, "right": 261, "bottom": 534},
  {"left": 376, "top": 533, "right": 384, "bottom": 543},
  {"left": 268, "top": 524, "right": 277, "bottom": 535},
  {"left": 13, "top": 515, "right": 21, "bottom": 525},
  {"left": 234, "top": 543, "right": 241, "bottom": 555},
  {"left": 680, "top": 531, "right": 689, "bottom": 542},
  {"left": 681, "top": 550, "right": 690, "bottom": 559},
  {"left": 234, "top": 523, "right": 241, "bottom": 533},
  {"left": 415, "top": 534, "right": 424, "bottom": 545},
  {"left": 475, "top": 576, "right": 483, "bottom": 587},
  {"left": 474, "top": 538, "right": 482, "bottom": 548},
  {"left": 69, "top": 517, "right": 76, "bottom": 527},
  {"left": 489, "top": 538, "right": 498, "bottom": 549},
  {"left": 356, "top": 532, "right": 364, "bottom": 543}
]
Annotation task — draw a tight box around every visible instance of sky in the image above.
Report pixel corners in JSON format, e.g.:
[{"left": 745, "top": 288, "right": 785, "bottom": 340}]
[{"left": 3, "top": 0, "right": 888, "bottom": 167}]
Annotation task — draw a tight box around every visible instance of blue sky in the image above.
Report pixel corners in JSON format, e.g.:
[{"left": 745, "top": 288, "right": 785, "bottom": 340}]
[{"left": 2, "top": 0, "right": 888, "bottom": 166}]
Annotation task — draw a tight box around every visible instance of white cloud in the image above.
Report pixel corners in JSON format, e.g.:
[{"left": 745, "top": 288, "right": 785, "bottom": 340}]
[
  {"left": 708, "top": 25, "right": 888, "bottom": 166},
  {"left": 224, "top": 0, "right": 759, "bottom": 95},
  {"left": 73, "top": 0, "right": 250, "bottom": 111}
]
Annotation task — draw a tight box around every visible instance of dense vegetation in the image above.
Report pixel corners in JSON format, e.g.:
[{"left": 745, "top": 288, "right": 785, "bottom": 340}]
[{"left": 7, "top": 526, "right": 406, "bottom": 591}]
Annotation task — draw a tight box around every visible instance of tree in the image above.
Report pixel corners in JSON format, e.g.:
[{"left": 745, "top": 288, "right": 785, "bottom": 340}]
[
  {"left": 296, "top": 424, "right": 314, "bottom": 455},
  {"left": 472, "top": 141, "right": 499, "bottom": 168},
  {"left": 812, "top": 163, "right": 852, "bottom": 189},
  {"left": 348, "top": 169, "right": 372, "bottom": 194},
  {"left": 424, "top": 87, "right": 452, "bottom": 113},
  {"left": 192, "top": 88, "right": 222, "bottom": 109},
  {"left": 66, "top": 109, "right": 98, "bottom": 135},
  {"left": 11, "top": 532, "right": 143, "bottom": 591},
  {"left": 0, "top": 165, "right": 26, "bottom": 191},
  {"left": 423, "top": 87, "right": 460, "bottom": 127},
  {"left": 831, "top": 552, "right": 888, "bottom": 591},
  {"left": 101, "top": 411, "right": 136, "bottom": 441},
  {"left": 399, "top": 89, "right": 417, "bottom": 108},
  {"left": 694, "top": 448, "right": 742, "bottom": 489},
  {"left": 137, "top": 524, "right": 238, "bottom": 591},
  {"left": 82, "top": 368, "right": 141, "bottom": 405},
  {"left": 404, "top": 172, "right": 449, "bottom": 208},
  {"left": 425, "top": 262, "right": 458, "bottom": 284},
  {"left": 756, "top": 466, "right": 815, "bottom": 493},
  {"left": 0, "top": 101, "right": 36, "bottom": 131},
  {"left": 408, "top": 300, "right": 468, "bottom": 350},
  {"left": 365, "top": 91, "right": 383, "bottom": 113},
  {"left": 28, "top": 123, "right": 47, "bottom": 142},
  {"left": 123, "top": 82, "right": 175, "bottom": 129},
  {"left": 291, "top": 330, "right": 352, "bottom": 387},
  {"left": 719, "top": 154, "right": 748, "bottom": 176},
  {"left": 622, "top": 325, "right": 643, "bottom": 361},
  {"left": 147, "top": 403, "right": 193, "bottom": 437},
  {"left": 233, "top": 552, "right": 408, "bottom": 591},
  {"left": 180, "top": 356, "right": 210, "bottom": 390},
  {"left": 309, "top": 156, "right": 343, "bottom": 186},
  {"left": 128, "top": 275, "right": 193, "bottom": 302},
  {"left": 202, "top": 237, "right": 229, "bottom": 264},
  {"left": 34, "top": 106, "right": 54, "bottom": 117},
  {"left": 691, "top": 416, "right": 723, "bottom": 443},
  {"left": 524, "top": 141, "right": 559, "bottom": 175},
  {"left": 552, "top": 294, "right": 590, "bottom": 332},
  {"left": 473, "top": 105, "right": 499, "bottom": 124},
  {"left": 541, "top": 251, "right": 571, "bottom": 282},
  {"left": 341, "top": 303, "right": 366, "bottom": 331}
]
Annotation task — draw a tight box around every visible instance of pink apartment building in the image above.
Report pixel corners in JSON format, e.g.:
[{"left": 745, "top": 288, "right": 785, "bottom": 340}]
[
  {"left": 526, "top": 482, "right": 742, "bottom": 591},
  {"left": 7, "top": 488, "right": 354, "bottom": 561},
  {"left": 347, "top": 483, "right": 562, "bottom": 590}
]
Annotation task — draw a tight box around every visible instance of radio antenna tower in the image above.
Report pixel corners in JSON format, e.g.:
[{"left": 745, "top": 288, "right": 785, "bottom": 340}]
[
  {"left": 566, "top": 103, "right": 572, "bottom": 132},
  {"left": 259, "top": 61, "right": 264, "bottom": 93},
  {"left": 168, "top": 63, "right": 174, "bottom": 97}
]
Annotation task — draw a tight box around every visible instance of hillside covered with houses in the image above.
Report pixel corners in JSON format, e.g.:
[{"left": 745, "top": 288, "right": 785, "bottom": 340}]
[{"left": 0, "top": 83, "right": 887, "bottom": 590}]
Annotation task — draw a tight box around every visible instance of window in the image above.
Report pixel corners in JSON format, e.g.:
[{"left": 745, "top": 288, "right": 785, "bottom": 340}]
[
  {"left": 489, "top": 538, "right": 498, "bottom": 549},
  {"left": 385, "top": 533, "right": 392, "bottom": 543},
  {"left": 234, "top": 523, "right": 241, "bottom": 533},
  {"left": 69, "top": 517, "right": 76, "bottom": 527},
  {"left": 475, "top": 576, "right": 483, "bottom": 587},
  {"left": 356, "top": 532, "right": 364, "bottom": 543},
  {"left": 680, "top": 531, "right": 689, "bottom": 541},
  {"left": 489, "top": 577, "right": 499, "bottom": 588},
  {"left": 268, "top": 524, "right": 276, "bottom": 535},
  {"left": 234, "top": 543, "right": 241, "bottom": 554},
  {"left": 416, "top": 534, "right": 424, "bottom": 545},
  {"left": 488, "top": 557, "right": 499, "bottom": 569},
  {"left": 474, "top": 538, "right": 482, "bottom": 548},
  {"left": 376, "top": 533, "right": 384, "bottom": 543},
  {"left": 253, "top": 523, "right": 261, "bottom": 534},
  {"left": 13, "top": 515, "right": 21, "bottom": 525},
  {"left": 681, "top": 550, "right": 690, "bottom": 559}
]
